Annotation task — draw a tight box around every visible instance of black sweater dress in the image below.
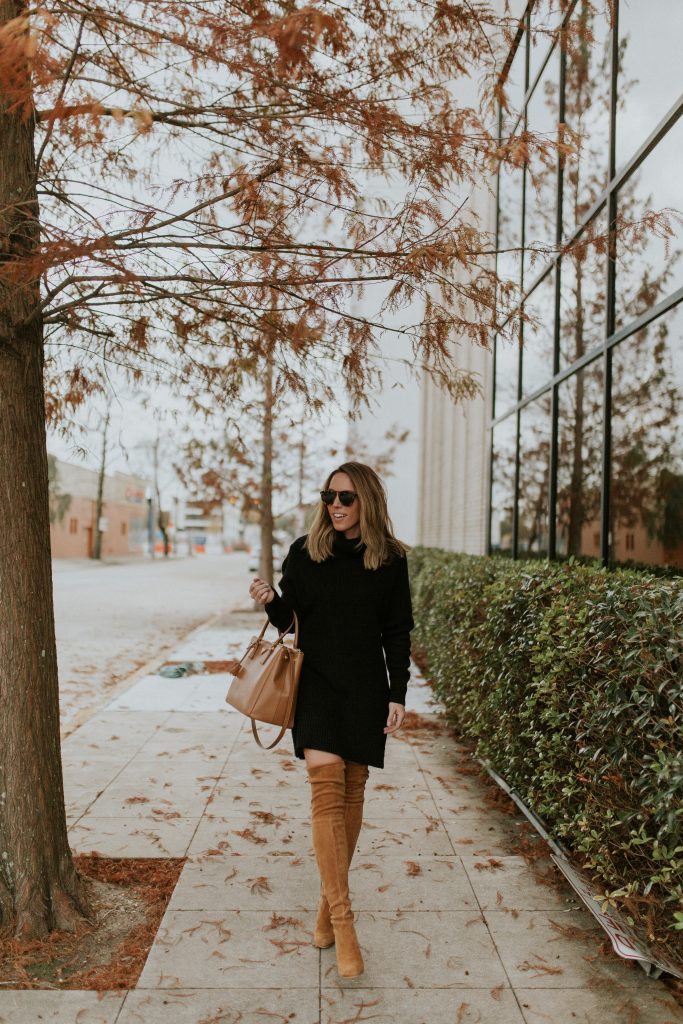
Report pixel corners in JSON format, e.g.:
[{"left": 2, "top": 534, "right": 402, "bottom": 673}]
[{"left": 265, "top": 532, "right": 414, "bottom": 769}]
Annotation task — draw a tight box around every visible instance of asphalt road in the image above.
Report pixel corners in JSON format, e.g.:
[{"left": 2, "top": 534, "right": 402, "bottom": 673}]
[{"left": 52, "top": 551, "right": 253, "bottom": 732}]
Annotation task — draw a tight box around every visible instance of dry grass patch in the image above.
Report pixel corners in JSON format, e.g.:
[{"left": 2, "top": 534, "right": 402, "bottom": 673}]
[{"left": 0, "top": 855, "right": 184, "bottom": 990}]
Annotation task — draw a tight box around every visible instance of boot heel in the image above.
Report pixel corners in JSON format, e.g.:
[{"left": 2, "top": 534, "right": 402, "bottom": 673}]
[{"left": 333, "top": 917, "right": 364, "bottom": 977}]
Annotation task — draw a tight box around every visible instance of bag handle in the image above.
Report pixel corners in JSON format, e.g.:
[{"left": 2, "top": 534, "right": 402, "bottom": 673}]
[
  {"left": 257, "top": 610, "right": 299, "bottom": 649},
  {"left": 235, "top": 612, "right": 297, "bottom": 672},
  {"left": 251, "top": 612, "right": 300, "bottom": 750},
  {"left": 268, "top": 610, "right": 299, "bottom": 648}
]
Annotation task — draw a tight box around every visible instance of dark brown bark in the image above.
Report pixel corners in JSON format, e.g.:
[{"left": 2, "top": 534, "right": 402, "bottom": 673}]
[
  {"left": 92, "top": 406, "right": 110, "bottom": 560},
  {"left": 0, "top": 0, "right": 91, "bottom": 937},
  {"left": 152, "top": 436, "right": 170, "bottom": 557},
  {"left": 259, "top": 350, "right": 274, "bottom": 587},
  {"left": 296, "top": 417, "right": 306, "bottom": 536}
]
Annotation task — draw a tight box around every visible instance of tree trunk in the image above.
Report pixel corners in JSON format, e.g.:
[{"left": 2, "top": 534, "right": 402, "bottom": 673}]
[
  {"left": 296, "top": 417, "right": 306, "bottom": 536},
  {"left": 152, "top": 436, "right": 169, "bottom": 557},
  {"left": 93, "top": 407, "right": 111, "bottom": 560},
  {"left": 259, "top": 351, "right": 274, "bottom": 587},
  {"left": 0, "top": 0, "right": 91, "bottom": 937}
]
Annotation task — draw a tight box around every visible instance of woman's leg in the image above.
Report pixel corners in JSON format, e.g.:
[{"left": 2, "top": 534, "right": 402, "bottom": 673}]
[
  {"left": 314, "top": 760, "right": 369, "bottom": 948},
  {"left": 306, "top": 749, "right": 344, "bottom": 948},
  {"left": 304, "top": 748, "right": 344, "bottom": 768},
  {"left": 305, "top": 751, "right": 364, "bottom": 977}
]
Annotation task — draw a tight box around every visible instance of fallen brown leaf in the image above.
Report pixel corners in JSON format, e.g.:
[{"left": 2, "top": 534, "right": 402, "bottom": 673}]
[
  {"left": 247, "top": 876, "right": 273, "bottom": 896},
  {"left": 518, "top": 956, "right": 563, "bottom": 978},
  {"left": 262, "top": 913, "right": 304, "bottom": 931},
  {"left": 232, "top": 828, "right": 267, "bottom": 845},
  {"left": 473, "top": 857, "right": 504, "bottom": 871}
]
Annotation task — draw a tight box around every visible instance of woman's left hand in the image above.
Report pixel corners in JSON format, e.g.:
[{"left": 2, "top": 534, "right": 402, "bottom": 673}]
[{"left": 384, "top": 702, "right": 405, "bottom": 735}]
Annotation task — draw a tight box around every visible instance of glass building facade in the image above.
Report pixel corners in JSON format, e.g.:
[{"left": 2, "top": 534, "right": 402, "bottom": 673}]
[{"left": 490, "top": 0, "right": 683, "bottom": 569}]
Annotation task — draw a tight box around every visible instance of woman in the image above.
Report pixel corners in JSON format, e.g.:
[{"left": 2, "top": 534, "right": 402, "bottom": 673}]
[{"left": 249, "top": 461, "right": 414, "bottom": 979}]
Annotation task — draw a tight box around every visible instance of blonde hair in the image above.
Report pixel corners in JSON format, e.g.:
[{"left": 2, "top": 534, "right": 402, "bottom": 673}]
[{"left": 306, "top": 461, "right": 409, "bottom": 570}]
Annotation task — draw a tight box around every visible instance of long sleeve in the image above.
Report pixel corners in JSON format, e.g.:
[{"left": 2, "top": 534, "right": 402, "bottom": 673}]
[
  {"left": 265, "top": 544, "right": 299, "bottom": 633},
  {"left": 381, "top": 555, "right": 415, "bottom": 704}
]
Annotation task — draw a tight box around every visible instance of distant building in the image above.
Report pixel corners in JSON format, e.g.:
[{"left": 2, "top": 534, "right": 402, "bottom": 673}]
[
  {"left": 183, "top": 498, "right": 226, "bottom": 553},
  {"left": 49, "top": 456, "right": 149, "bottom": 558}
]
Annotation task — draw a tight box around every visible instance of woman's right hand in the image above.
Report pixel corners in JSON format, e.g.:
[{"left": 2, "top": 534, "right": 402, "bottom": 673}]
[{"left": 249, "top": 577, "right": 275, "bottom": 605}]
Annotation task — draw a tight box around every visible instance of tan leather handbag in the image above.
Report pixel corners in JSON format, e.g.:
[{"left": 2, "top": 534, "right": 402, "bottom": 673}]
[{"left": 225, "top": 613, "right": 303, "bottom": 749}]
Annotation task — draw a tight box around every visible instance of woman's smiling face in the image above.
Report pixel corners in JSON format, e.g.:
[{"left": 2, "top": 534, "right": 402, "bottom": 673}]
[{"left": 327, "top": 471, "right": 361, "bottom": 538}]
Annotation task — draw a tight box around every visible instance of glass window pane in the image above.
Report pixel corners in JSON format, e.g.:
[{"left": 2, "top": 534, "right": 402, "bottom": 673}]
[
  {"left": 495, "top": 334, "right": 520, "bottom": 417},
  {"left": 562, "top": 2, "right": 611, "bottom": 233},
  {"left": 616, "top": 1, "right": 683, "bottom": 170},
  {"left": 518, "top": 396, "right": 551, "bottom": 556},
  {"left": 501, "top": 31, "right": 527, "bottom": 133},
  {"left": 490, "top": 415, "right": 518, "bottom": 555},
  {"left": 559, "top": 210, "right": 607, "bottom": 368},
  {"left": 615, "top": 119, "right": 683, "bottom": 328},
  {"left": 529, "top": 0, "right": 564, "bottom": 86},
  {"left": 556, "top": 357, "right": 604, "bottom": 559},
  {"left": 497, "top": 162, "right": 524, "bottom": 288},
  {"left": 610, "top": 303, "right": 683, "bottom": 569},
  {"left": 522, "top": 268, "right": 555, "bottom": 396},
  {"left": 524, "top": 46, "right": 561, "bottom": 280},
  {"left": 504, "top": 0, "right": 529, "bottom": 22}
]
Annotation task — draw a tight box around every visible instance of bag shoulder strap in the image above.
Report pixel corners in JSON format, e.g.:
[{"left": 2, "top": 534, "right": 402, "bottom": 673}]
[{"left": 251, "top": 717, "right": 288, "bottom": 750}]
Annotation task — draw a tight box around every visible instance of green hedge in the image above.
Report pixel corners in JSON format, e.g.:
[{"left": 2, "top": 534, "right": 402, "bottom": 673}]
[{"left": 408, "top": 547, "right": 683, "bottom": 952}]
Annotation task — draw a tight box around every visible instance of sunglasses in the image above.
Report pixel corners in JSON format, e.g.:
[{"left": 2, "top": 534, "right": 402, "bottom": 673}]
[{"left": 320, "top": 489, "right": 357, "bottom": 507}]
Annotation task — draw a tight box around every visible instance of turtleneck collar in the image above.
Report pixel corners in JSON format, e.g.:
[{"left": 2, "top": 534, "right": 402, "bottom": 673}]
[{"left": 331, "top": 531, "right": 365, "bottom": 557}]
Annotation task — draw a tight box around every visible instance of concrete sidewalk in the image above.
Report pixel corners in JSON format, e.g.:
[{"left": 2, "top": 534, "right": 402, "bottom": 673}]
[{"left": 2, "top": 614, "right": 682, "bottom": 1024}]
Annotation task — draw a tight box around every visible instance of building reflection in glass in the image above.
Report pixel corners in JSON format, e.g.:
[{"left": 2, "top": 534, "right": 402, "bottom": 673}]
[
  {"left": 497, "top": 161, "right": 524, "bottom": 289},
  {"left": 615, "top": 117, "right": 683, "bottom": 329},
  {"left": 490, "top": 415, "right": 517, "bottom": 555},
  {"left": 501, "top": 28, "right": 526, "bottom": 134},
  {"left": 490, "top": 1, "right": 682, "bottom": 571},
  {"left": 610, "top": 305, "right": 683, "bottom": 569},
  {"left": 524, "top": 46, "right": 560, "bottom": 281},
  {"left": 518, "top": 397, "right": 551, "bottom": 557},
  {"left": 529, "top": 0, "right": 564, "bottom": 86},
  {"left": 562, "top": 1, "right": 610, "bottom": 232},
  {"left": 616, "top": 1, "right": 683, "bottom": 169},
  {"left": 495, "top": 334, "right": 520, "bottom": 417},
  {"left": 556, "top": 358, "right": 604, "bottom": 559},
  {"left": 559, "top": 211, "right": 607, "bottom": 369},
  {"left": 522, "top": 268, "right": 555, "bottom": 396}
]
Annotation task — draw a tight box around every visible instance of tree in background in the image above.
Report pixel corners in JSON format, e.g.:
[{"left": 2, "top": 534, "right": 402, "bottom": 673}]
[
  {"left": 47, "top": 454, "right": 71, "bottom": 524},
  {"left": 0, "top": 0, "right": 542, "bottom": 937},
  {"left": 91, "top": 402, "right": 111, "bottom": 560},
  {"left": 175, "top": 381, "right": 410, "bottom": 584}
]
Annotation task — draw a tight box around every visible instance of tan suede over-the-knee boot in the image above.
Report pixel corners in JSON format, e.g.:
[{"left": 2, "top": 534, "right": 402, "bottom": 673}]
[
  {"left": 314, "top": 761, "right": 369, "bottom": 949},
  {"left": 308, "top": 762, "right": 364, "bottom": 978}
]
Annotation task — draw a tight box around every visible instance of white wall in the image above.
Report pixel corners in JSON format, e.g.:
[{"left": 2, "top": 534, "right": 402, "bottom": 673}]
[
  {"left": 417, "top": 343, "right": 493, "bottom": 554},
  {"left": 348, "top": 342, "right": 421, "bottom": 545}
]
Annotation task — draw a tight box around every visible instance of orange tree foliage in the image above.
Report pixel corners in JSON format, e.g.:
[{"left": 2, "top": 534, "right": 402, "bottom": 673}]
[{"left": 1, "top": 0, "right": 527, "bottom": 415}]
